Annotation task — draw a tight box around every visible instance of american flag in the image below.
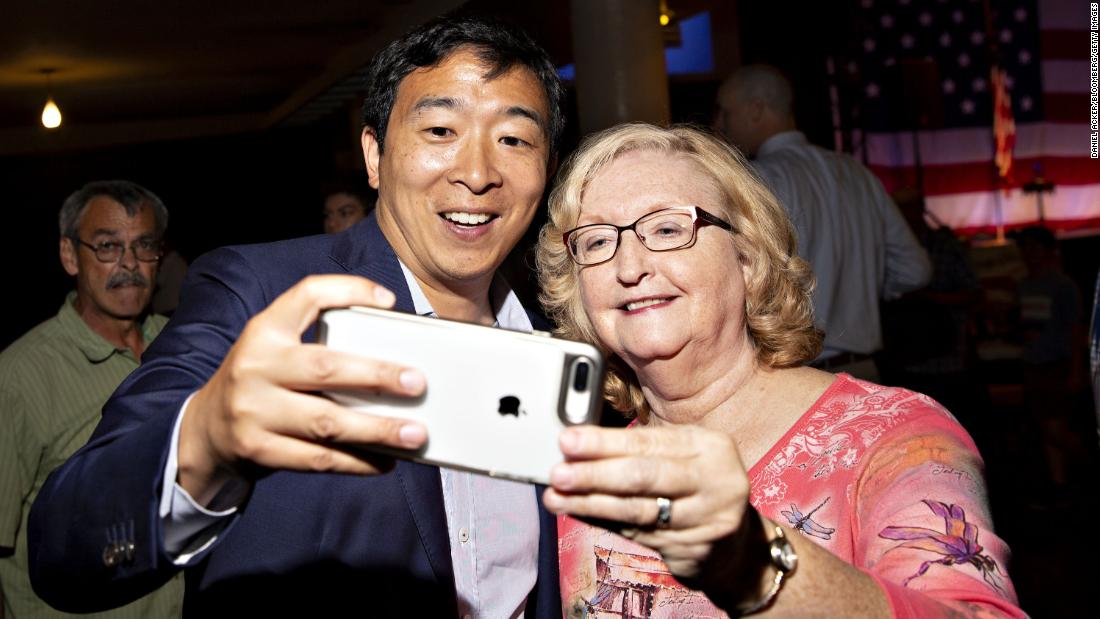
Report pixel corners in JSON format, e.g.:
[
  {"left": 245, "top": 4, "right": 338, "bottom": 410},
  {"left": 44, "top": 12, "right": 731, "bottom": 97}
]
[{"left": 844, "top": 0, "right": 1099, "bottom": 234}]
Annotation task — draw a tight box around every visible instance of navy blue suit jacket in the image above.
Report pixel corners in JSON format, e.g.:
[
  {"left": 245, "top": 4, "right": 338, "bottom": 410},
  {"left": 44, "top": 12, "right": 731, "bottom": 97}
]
[{"left": 28, "top": 214, "right": 561, "bottom": 616}]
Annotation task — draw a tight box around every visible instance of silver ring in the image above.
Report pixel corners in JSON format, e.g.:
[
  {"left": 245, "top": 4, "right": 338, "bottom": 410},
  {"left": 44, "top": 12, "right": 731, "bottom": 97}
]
[{"left": 655, "top": 496, "right": 672, "bottom": 529}]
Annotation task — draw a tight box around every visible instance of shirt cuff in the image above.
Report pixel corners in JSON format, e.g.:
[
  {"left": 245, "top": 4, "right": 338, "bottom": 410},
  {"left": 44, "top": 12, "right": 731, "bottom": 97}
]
[{"left": 159, "top": 391, "right": 251, "bottom": 564}]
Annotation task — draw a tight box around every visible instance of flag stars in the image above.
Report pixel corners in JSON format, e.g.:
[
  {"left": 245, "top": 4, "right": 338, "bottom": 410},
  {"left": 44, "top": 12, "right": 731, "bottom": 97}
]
[
  {"left": 972, "top": 77, "right": 987, "bottom": 92},
  {"left": 864, "top": 38, "right": 877, "bottom": 52},
  {"left": 952, "top": 9, "right": 964, "bottom": 23},
  {"left": 1020, "top": 96, "right": 1033, "bottom": 111},
  {"left": 901, "top": 33, "right": 915, "bottom": 48},
  {"left": 970, "top": 31, "right": 984, "bottom": 45},
  {"left": 958, "top": 52, "right": 971, "bottom": 67},
  {"left": 860, "top": 0, "right": 874, "bottom": 8},
  {"left": 1000, "top": 29, "right": 1013, "bottom": 43},
  {"left": 960, "top": 99, "right": 975, "bottom": 114},
  {"left": 1004, "top": 74, "right": 1015, "bottom": 89},
  {"left": 884, "top": 56, "right": 896, "bottom": 67},
  {"left": 1018, "top": 49, "right": 1032, "bottom": 64},
  {"left": 847, "top": 61, "right": 859, "bottom": 74},
  {"left": 943, "top": 79, "right": 956, "bottom": 94},
  {"left": 866, "top": 83, "right": 881, "bottom": 98},
  {"left": 881, "top": 14, "right": 895, "bottom": 28},
  {"left": 919, "top": 12, "right": 933, "bottom": 26},
  {"left": 940, "top": 32, "right": 952, "bottom": 47},
  {"left": 1014, "top": 7, "right": 1027, "bottom": 21}
]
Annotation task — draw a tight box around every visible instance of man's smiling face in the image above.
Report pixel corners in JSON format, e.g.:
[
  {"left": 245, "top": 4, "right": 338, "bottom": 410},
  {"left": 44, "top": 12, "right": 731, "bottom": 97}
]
[{"left": 364, "top": 47, "right": 551, "bottom": 298}]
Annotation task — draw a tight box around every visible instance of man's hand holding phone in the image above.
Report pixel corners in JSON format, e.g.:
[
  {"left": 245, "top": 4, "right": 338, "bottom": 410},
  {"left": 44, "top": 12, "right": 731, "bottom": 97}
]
[
  {"left": 319, "top": 306, "right": 604, "bottom": 484},
  {"left": 177, "top": 275, "right": 429, "bottom": 507}
]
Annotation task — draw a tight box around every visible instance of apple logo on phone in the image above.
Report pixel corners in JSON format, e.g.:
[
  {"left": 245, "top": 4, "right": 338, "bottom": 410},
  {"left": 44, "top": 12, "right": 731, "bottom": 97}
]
[{"left": 498, "top": 396, "right": 523, "bottom": 417}]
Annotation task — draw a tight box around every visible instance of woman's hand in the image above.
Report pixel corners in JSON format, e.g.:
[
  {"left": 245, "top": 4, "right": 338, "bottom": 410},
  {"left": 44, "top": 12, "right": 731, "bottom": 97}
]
[{"left": 543, "top": 424, "right": 758, "bottom": 584}]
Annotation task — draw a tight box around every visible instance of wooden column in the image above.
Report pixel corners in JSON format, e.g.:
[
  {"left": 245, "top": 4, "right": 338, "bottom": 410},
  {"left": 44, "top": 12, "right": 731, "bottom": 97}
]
[{"left": 569, "top": 0, "right": 670, "bottom": 135}]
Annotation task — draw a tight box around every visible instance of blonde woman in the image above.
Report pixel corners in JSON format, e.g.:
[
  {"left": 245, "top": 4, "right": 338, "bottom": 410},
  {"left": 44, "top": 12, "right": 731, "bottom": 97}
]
[{"left": 537, "top": 124, "right": 1024, "bottom": 618}]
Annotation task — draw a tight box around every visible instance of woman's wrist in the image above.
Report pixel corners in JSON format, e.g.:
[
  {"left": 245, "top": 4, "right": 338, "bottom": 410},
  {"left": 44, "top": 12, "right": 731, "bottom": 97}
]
[
  {"left": 696, "top": 507, "right": 778, "bottom": 612},
  {"left": 732, "top": 523, "right": 797, "bottom": 616}
]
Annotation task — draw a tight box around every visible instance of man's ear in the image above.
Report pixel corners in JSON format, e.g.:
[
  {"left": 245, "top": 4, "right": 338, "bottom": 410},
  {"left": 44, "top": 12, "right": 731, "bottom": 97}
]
[
  {"left": 362, "top": 127, "right": 382, "bottom": 190},
  {"left": 59, "top": 237, "right": 79, "bottom": 276}
]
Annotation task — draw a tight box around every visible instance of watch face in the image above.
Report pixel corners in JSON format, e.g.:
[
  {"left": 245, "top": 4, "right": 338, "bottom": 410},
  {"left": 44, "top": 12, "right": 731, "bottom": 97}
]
[{"left": 770, "top": 537, "right": 798, "bottom": 572}]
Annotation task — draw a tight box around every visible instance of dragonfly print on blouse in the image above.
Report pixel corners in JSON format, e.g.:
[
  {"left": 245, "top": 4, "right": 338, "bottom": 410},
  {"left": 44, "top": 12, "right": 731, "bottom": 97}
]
[
  {"left": 781, "top": 497, "right": 836, "bottom": 540},
  {"left": 878, "top": 499, "right": 1004, "bottom": 592}
]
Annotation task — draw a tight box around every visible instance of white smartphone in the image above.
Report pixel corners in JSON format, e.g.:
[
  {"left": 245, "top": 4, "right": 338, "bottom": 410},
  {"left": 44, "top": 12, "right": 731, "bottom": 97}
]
[{"left": 317, "top": 306, "right": 604, "bottom": 484}]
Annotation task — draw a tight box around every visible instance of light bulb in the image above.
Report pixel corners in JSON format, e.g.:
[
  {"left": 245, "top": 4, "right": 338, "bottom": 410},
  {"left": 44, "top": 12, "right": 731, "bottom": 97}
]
[
  {"left": 659, "top": 13, "right": 670, "bottom": 26},
  {"left": 42, "top": 97, "right": 62, "bottom": 129}
]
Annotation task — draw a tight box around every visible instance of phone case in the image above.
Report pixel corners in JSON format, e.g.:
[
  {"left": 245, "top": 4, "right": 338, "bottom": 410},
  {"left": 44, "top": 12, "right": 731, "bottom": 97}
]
[{"left": 317, "top": 307, "right": 604, "bottom": 484}]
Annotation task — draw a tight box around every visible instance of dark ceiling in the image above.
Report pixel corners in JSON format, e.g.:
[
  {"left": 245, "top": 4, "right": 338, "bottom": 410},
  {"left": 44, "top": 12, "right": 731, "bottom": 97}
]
[
  {"left": 1, "top": 1, "right": 731, "bottom": 157},
  {"left": 3, "top": 1, "right": 748, "bottom": 159},
  {"left": 0, "top": 0, "right": 472, "bottom": 155}
]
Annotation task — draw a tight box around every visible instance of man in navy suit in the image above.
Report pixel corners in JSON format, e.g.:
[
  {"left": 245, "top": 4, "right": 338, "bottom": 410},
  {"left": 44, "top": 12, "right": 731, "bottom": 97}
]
[{"left": 28, "top": 15, "right": 565, "bottom": 617}]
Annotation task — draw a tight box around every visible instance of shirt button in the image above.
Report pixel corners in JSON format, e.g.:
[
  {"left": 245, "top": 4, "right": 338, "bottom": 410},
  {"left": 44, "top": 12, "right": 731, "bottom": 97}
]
[{"left": 458, "top": 528, "right": 469, "bottom": 543}]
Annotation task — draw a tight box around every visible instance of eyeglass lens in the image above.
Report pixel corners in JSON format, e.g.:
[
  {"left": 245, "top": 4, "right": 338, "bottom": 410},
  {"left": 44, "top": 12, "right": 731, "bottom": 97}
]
[
  {"left": 82, "top": 239, "right": 162, "bottom": 262},
  {"left": 569, "top": 210, "right": 695, "bottom": 264}
]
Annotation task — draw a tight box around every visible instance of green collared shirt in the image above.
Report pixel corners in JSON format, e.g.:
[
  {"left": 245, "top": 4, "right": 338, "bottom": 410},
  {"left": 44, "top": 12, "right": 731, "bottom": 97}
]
[{"left": 0, "top": 291, "right": 183, "bottom": 618}]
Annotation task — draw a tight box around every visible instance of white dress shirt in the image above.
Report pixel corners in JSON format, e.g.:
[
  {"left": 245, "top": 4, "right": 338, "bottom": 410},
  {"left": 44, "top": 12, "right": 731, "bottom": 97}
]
[
  {"left": 752, "top": 131, "right": 932, "bottom": 356},
  {"left": 400, "top": 261, "right": 538, "bottom": 619},
  {"left": 159, "top": 264, "right": 539, "bottom": 618}
]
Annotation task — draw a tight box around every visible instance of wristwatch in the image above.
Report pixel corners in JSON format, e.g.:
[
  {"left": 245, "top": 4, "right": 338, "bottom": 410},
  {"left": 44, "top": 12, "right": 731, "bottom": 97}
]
[{"left": 735, "top": 524, "right": 797, "bottom": 616}]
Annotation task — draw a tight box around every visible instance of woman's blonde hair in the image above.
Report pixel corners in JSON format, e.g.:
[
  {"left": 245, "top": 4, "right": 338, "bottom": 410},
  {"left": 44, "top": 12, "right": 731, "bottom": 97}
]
[{"left": 536, "top": 123, "right": 822, "bottom": 419}]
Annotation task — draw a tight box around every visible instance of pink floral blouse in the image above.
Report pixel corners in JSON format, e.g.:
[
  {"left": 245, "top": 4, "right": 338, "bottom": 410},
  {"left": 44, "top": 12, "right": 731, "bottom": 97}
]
[{"left": 558, "top": 374, "right": 1026, "bottom": 618}]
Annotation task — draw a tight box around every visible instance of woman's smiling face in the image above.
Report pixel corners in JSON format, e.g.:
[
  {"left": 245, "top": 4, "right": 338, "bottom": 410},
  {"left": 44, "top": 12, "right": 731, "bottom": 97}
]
[{"left": 576, "top": 149, "right": 749, "bottom": 370}]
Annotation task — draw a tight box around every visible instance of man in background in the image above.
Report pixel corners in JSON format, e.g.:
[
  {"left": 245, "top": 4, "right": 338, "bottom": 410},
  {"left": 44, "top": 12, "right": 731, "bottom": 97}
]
[
  {"left": 0, "top": 180, "right": 183, "bottom": 617},
  {"left": 321, "top": 180, "right": 376, "bottom": 234},
  {"left": 151, "top": 233, "right": 188, "bottom": 317},
  {"left": 715, "top": 64, "right": 931, "bottom": 380},
  {"left": 1015, "top": 226, "right": 1087, "bottom": 499}
]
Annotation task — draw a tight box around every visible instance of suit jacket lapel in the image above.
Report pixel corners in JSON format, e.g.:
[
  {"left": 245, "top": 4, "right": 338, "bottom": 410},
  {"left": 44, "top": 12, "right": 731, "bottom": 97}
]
[
  {"left": 395, "top": 462, "right": 456, "bottom": 604},
  {"left": 331, "top": 214, "right": 455, "bottom": 594},
  {"left": 330, "top": 212, "right": 417, "bottom": 314}
]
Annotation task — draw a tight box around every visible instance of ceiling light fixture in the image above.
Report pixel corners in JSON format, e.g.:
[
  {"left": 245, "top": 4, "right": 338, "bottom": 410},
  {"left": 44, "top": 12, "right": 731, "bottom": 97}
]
[
  {"left": 40, "top": 69, "right": 62, "bottom": 129},
  {"left": 659, "top": 0, "right": 675, "bottom": 26}
]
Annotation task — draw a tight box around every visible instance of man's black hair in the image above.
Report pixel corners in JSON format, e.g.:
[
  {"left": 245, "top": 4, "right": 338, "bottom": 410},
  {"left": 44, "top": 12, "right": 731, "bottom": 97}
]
[{"left": 361, "top": 14, "right": 565, "bottom": 156}]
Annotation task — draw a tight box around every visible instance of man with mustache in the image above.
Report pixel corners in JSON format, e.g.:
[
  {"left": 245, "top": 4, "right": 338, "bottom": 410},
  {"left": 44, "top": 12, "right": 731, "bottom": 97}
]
[{"left": 0, "top": 181, "right": 183, "bottom": 617}]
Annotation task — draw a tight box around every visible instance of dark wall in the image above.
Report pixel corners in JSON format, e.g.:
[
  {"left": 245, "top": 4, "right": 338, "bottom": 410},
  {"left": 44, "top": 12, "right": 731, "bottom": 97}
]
[
  {"left": 1, "top": 123, "right": 345, "bottom": 348},
  {"left": 734, "top": 2, "right": 849, "bottom": 149}
]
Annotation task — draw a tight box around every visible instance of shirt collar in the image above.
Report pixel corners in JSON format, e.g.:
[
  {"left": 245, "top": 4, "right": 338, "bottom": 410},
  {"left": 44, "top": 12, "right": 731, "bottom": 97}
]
[
  {"left": 396, "top": 260, "right": 532, "bottom": 332},
  {"left": 57, "top": 290, "right": 155, "bottom": 363},
  {"left": 756, "top": 130, "right": 808, "bottom": 158}
]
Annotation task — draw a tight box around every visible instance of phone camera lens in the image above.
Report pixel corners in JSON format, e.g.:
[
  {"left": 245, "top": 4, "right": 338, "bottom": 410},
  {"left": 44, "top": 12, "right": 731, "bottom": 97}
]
[{"left": 572, "top": 360, "right": 590, "bottom": 391}]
